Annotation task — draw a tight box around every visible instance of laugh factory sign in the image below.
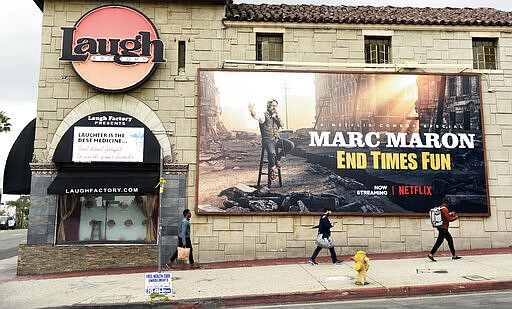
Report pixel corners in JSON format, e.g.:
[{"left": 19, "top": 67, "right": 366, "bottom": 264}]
[{"left": 59, "top": 5, "right": 166, "bottom": 92}]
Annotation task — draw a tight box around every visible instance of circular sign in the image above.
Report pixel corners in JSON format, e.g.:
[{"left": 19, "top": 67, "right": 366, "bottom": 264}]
[{"left": 61, "top": 5, "right": 165, "bottom": 92}]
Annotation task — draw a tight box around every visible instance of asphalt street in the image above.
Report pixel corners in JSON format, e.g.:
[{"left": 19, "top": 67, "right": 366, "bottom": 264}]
[
  {"left": 242, "top": 290, "right": 512, "bottom": 309},
  {"left": 0, "top": 229, "right": 26, "bottom": 260}
]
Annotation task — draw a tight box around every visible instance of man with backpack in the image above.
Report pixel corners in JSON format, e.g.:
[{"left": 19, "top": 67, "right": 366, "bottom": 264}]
[{"left": 428, "top": 199, "right": 462, "bottom": 261}]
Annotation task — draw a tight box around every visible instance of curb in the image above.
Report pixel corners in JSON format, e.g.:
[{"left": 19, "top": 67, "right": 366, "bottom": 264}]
[{"left": 168, "top": 280, "right": 512, "bottom": 308}]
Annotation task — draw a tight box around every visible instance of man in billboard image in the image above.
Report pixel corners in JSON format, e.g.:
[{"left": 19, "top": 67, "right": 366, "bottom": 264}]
[{"left": 248, "top": 99, "right": 294, "bottom": 181}]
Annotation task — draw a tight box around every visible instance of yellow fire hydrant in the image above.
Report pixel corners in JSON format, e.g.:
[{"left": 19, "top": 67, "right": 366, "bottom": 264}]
[{"left": 351, "top": 250, "right": 370, "bottom": 285}]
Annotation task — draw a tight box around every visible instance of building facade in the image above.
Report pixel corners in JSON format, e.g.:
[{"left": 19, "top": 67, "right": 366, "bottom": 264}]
[{"left": 18, "top": 0, "right": 512, "bottom": 274}]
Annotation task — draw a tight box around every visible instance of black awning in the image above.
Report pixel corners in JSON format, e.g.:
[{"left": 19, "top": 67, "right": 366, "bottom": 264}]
[
  {"left": 3, "top": 119, "right": 36, "bottom": 194},
  {"left": 47, "top": 169, "right": 160, "bottom": 194}
]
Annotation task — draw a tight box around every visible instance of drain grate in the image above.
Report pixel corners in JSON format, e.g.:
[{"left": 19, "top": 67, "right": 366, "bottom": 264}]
[
  {"left": 416, "top": 268, "right": 448, "bottom": 274},
  {"left": 463, "top": 275, "right": 493, "bottom": 281}
]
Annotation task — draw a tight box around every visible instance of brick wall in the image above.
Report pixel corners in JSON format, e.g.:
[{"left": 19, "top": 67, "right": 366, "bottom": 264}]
[{"left": 17, "top": 244, "right": 158, "bottom": 275}]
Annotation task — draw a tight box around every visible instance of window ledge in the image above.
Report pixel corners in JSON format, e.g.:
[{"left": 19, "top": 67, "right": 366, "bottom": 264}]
[
  {"left": 174, "top": 74, "right": 195, "bottom": 82},
  {"left": 470, "top": 69, "right": 503, "bottom": 74}
]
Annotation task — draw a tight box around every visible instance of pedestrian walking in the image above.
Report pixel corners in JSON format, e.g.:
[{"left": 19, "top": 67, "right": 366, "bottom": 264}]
[
  {"left": 166, "top": 209, "right": 200, "bottom": 269},
  {"left": 309, "top": 207, "right": 342, "bottom": 265},
  {"left": 428, "top": 199, "right": 461, "bottom": 261}
]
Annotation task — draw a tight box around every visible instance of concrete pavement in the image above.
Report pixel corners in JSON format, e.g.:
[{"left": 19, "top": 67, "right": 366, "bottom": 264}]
[{"left": 1, "top": 248, "right": 512, "bottom": 308}]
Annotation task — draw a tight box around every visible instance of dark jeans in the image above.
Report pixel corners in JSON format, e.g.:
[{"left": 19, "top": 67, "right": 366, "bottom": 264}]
[
  {"left": 430, "top": 227, "right": 456, "bottom": 256},
  {"left": 310, "top": 246, "right": 338, "bottom": 262},
  {"left": 262, "top": 137, "right": 294, "bottom": 169},
  {"left": 170, "top": 237, "right": 194, "bottom": 264}
]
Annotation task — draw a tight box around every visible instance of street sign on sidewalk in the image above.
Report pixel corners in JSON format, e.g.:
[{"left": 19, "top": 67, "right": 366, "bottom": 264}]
[{"left": 145, "top": 272, "right": 172, "bottom": 295}]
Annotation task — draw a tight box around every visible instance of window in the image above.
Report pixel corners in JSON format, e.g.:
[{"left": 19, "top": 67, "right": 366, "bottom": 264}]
[
  {"left": 448, "top": 77, "right": 457, "bottom": 97},
  {"left": 256, "top": 33, "right": 283, "bottom": 61},
  {"left": 472, "top": 38, "right": 497, "bottom": 70},
  {"left": 178, "top": 41, "right": 186, "bottom": 73},
  {"left": 365, "top": 37, "right": 391, "bottom": 64},
  {"left": 462, "top": 76, "right": 471, "bottom": 95},
  {"left": 56, "top": 193, "right": 158, "bottom": 244},
  {"left": 450, "top": 112, "right": 456, "bottom": 128}
]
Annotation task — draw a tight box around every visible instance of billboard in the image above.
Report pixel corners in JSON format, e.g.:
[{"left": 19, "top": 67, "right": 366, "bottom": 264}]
[{"left": 197, "top": 69, "right": 489, "bottom": 215}]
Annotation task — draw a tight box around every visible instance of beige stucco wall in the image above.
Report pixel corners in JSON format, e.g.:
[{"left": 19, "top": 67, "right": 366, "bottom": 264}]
[{"left": 36, "top": 0, "right": 512, "bottom": 263}]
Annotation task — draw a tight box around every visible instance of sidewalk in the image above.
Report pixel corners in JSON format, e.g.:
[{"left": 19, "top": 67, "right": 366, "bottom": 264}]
[{"left": 1, "top": 247, "right": 512, "bottom": 309}]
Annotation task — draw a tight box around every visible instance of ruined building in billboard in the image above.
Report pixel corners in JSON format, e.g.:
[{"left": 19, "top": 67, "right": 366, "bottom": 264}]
[
  {"left": 416, "top": 75, "right": 481, "bottom": 135},
  {"left": 199, "top": 71, "right": 227, "bottom": 149},
  {"left": 314, "top": 74, "right": 420, "bottom": 135}
]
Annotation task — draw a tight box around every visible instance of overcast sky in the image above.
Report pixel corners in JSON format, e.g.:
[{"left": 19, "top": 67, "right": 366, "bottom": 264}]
[{"left": 0, "top": 0, "right": 511, "bottom": 202}]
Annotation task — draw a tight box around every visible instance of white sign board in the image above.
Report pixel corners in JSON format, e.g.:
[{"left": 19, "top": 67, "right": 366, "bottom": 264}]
[
  {"left": 145, "top": 272, "right": 172, "bottom": 295},
  {"left": 72, "top": 126, "right": 144, "bottom": 162}
]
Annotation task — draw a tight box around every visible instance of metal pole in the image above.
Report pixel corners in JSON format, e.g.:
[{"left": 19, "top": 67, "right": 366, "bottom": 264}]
[
  {"left": 157, "top": 147, "right": 163, "bottom": 273},
  {"left": 284, "top": 81, "right": 289, "bottom": 129}
]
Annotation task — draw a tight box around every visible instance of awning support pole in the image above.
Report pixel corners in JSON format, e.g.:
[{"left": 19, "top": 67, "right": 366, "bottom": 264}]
[{"left": 157, "top": 147, "right": 163, "bottom": 273}]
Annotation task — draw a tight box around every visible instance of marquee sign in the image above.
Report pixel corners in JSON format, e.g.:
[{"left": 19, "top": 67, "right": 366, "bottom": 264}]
[
  {"left": 60, "top": 5, "right": 166, "bottom": 92},
  {"left": 72, "top": 126, "right": 144, "bottom": 163},
  {"left": 52, "top": 112, "right": 161, "bottom": 164}
]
